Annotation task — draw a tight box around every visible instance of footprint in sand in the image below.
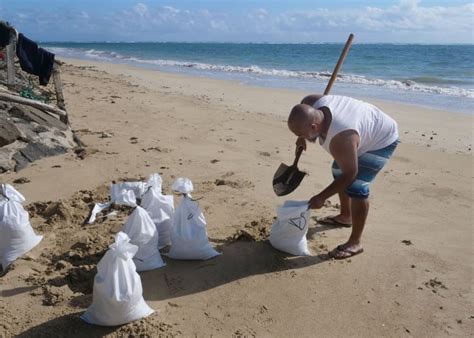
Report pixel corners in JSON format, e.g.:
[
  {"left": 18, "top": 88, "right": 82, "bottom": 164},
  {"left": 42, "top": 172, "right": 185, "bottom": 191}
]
[{"left": 423, "top": 277, "right": 448, "bottom": 294}]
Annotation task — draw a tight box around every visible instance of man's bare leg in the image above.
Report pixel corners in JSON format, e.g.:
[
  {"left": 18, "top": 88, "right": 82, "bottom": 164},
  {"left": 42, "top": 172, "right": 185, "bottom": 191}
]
[
  {"left": 333, "top": 198, "right": 368, "bottom": 258},
  {"left": 319, "top": 190, "right": 352, "bottom": 226},
  {"left": 347, "top": 198, "right": 368, "bottom": 246},
  {"left": 336, "top": 191, "right": 352, "bottom": 224}
]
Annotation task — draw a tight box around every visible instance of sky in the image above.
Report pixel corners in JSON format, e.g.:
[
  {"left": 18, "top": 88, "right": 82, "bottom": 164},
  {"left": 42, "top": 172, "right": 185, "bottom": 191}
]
[{"left": 1, "top": 0, "right": 473, "bottom": 43}]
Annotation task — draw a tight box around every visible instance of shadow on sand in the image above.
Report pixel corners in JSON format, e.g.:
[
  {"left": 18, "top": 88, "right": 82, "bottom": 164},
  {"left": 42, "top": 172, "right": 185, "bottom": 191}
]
[{"left": 141, "top": 234, "right": 331, "bottom": 301}]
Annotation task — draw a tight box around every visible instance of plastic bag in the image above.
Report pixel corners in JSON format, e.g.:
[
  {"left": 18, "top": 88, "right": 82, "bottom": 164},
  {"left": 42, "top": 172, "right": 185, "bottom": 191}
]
[
  {"left": 167, "top": 178, "right": 220, "bottom": 260},
  {"left": 141, "top": 174, "right": 174, "bottom": 248},
  {"left": 81, "top": 232, "right": 154, "bottom": 326},
  {"left": 0, "top": 184, "right": 43, "bottom": 270},
  {"left": 122, "top": 206, "right": 166, "bottom": 271},
  {"left": 88, "top": 183, "right": 139, "bottom": 224},
  {"left": 269, "top": 200, "right": 311, "bottom": 256},
  {"left": 110, "top": 185, "right": 139, "bottom": 206}
]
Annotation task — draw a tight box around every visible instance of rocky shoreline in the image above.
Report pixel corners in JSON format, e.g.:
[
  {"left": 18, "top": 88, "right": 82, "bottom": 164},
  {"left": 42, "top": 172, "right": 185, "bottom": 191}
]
[{"left": 0, "top": 56, "right": 78, "bottom": 172}]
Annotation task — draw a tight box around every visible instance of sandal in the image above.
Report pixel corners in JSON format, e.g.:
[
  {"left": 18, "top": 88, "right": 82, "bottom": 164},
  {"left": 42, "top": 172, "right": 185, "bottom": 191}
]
[
  {"left": 331, "top": 245, "right": 364, "bottom": 259},
  {"left": 318, "top": 216, "right": 352, "bottom": 228}
]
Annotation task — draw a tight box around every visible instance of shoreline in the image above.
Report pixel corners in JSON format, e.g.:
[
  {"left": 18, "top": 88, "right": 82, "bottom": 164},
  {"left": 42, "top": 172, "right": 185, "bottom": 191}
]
[
  {"left": 44, "top": 44, "right": 473, "bottom": 115},
  {"left": 50, "top": 43, "right": 474, "bottom": 114},
  {"left": 62, "top": 56, "right": 474, "bottom": 154},
  {"left": 60, "top": 57, "right": 471, "bottom": 112}
]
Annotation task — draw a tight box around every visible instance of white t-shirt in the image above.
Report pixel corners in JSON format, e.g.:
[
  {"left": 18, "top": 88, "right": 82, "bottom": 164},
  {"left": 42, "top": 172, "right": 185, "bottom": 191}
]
[{"left": 314, "top": 95, "right": 399, "bottom": 156}]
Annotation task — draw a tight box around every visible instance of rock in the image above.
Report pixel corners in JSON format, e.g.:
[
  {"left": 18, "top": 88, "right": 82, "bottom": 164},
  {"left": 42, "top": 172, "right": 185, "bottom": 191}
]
[
  {"left": 8, "top": 105, "right": 68, "bottom": 131},
  {"left": 0, "top": 118, "right": 21, "bottom": 146},
  {"left": 33, "top": 125, "right": 49, "bottom": 133},
  {"left": 19, "top": 142, "right": 67, "bottom": 162},
  {"left": 0, "top": 141, "right": 25, "bottom": 173},
  {"left": 12, "top": 152, "right": 30, "bottom": 171},
  {"left": 0, "top": 101, "right": 11, "bottom": 111},
  {"left": 1, "top": 99, "right": 77, "bottom": 172},
  {"left": 100, "top": 132, "right": 112, "bottom": 138},
  {"left": 12, "top": 177, "right": 30, "bottom": 184}
]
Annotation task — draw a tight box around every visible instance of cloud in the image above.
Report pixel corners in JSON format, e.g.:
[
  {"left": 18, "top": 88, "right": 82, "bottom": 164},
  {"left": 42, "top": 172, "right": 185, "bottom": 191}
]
[
  {"left": 2, "top": 1, "right": 473, "bottom": 43},
  {"left": 274, "top": 1, "right": 473, "bottom": 34},
  {"left": 133, "top": 3, "right": 148, "bottom": 17}
]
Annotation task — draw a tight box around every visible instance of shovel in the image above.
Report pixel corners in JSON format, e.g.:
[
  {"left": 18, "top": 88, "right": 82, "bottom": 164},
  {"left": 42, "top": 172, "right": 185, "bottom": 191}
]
[
  {"left": 272, "top": 145, "right": 306, "bottom": 196},
  {"left": 273, "top": 33, "right": 354, "bottom": 196}
]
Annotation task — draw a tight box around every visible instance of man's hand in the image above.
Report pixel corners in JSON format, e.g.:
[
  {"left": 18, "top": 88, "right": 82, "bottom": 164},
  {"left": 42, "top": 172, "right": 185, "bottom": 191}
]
[
  {"left": 295, "top": 137, "right": 306, "bottom": 155},
  {"left": 309, "top": 194, "right": 325, "bottom": 209}
]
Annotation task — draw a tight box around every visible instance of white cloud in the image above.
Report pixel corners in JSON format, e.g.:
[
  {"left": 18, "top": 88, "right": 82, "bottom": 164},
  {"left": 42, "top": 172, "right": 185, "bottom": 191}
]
[
  {"left": 163, "top": 6, "right": 180, "bottom": 14},
  {"left": 273, "top": 1, "right": 473, "bottom": 34},
  {"left": 3, "top": 1, "right": 473, "bottom": 43},
  {"left": 133, "top": 3, "right": 148, "bottom": 17}
]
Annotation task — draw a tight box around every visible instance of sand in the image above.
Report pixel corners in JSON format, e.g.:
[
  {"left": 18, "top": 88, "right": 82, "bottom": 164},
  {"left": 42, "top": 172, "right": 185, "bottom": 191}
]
[{"left": 0, "top": 58, "right": 472, "bottom": 337}]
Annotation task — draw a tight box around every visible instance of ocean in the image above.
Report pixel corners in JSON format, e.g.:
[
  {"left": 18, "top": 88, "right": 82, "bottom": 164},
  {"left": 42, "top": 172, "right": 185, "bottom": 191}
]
[{"left": 42, "top": 42, "right": 474, "bottom": 114}]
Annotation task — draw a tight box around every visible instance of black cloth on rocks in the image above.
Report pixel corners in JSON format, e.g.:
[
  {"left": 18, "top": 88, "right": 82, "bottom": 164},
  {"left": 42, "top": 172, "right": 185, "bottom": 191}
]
[
  {"left": 16, "top": 33, "right": 55, "bottom": 86},
  {"left": 0, "top": 21, "right": 14, "bottom": 47}
]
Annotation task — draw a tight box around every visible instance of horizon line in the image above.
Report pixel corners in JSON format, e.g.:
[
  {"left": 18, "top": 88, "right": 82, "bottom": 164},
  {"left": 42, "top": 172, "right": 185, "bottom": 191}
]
[{"left": 40, "top": 40, "right": 474, "bottom": 45}]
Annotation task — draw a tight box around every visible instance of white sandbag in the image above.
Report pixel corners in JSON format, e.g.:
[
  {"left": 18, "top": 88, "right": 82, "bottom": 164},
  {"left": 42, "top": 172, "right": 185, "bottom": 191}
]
[
  {"left": 141, "top": 174, "right": 174, "bottom": 248},
  {"left": 167, "top": 178, "right": 220, "bottom": 260},
  {"left": 110, "top": 182, "right": 145, "bottom": 204},
  {"left": 81, "top": 232, "right": 154, "bottom": 326},
  {"left": 122, "top": 206, "right": 166, "bottom": 271},
  {"left": 0, "top": 184, "right": 43, "bottom": 270},
  {"left": 269, "top": 200, "right": 311, "bottom": 256}
]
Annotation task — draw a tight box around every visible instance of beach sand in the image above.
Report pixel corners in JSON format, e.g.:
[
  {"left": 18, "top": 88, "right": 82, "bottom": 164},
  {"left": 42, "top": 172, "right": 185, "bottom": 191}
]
[{"left": 0, "top": 58, "right": 472, "bottom": 337}]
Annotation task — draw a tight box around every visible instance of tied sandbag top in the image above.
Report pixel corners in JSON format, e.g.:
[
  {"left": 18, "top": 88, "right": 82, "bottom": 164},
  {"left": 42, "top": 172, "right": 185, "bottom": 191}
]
[
  {"left": 145, "top": 173, "right": 163, "bottom": 191},
  {"left": 109, "top": 232, "right": 138, "bottom": 260},
  {"left": 172, "top": 177, "right": 193, "bottom": 194},
  {"left": 16, "top": 33, "right": 55, "bottom": 86}
]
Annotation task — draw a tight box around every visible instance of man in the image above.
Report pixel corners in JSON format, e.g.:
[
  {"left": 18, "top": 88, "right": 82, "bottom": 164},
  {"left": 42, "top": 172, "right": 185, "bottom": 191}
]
[{"left": 287, "top": 94, "right": 399, "bottom": 259}]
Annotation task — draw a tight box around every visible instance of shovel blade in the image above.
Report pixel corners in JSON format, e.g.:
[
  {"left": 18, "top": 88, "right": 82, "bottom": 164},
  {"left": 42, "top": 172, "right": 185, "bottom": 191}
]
[{"left": 272, "top": 163, "right": 306, "bottom": 196}]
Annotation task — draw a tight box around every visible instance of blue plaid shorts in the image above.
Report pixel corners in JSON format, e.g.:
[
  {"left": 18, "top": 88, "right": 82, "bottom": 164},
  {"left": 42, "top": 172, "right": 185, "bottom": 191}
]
[{"left": 332, "top": 140, "right": 399, "bottom": 199}]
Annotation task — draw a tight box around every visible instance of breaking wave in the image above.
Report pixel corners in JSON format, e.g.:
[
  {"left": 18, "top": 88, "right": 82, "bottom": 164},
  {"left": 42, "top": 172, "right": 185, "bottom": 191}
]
[{"left": 49, "top": 47, "right": 474, "bottom": 99}]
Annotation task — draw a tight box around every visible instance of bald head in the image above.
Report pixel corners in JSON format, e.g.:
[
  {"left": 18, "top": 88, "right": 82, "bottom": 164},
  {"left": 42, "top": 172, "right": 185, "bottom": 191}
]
[{"left": 288, "top": 104, "right": 323, "bottom": 134}]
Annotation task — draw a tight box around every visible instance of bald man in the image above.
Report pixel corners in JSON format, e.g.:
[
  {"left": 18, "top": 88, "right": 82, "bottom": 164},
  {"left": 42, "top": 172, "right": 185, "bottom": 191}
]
[{"left": 288, "top": 94, "right": 399, "bottom": 259}]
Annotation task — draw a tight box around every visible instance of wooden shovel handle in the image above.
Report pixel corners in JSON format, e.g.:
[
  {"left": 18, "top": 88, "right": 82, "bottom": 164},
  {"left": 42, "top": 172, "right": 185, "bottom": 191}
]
[
  {"left": 293, "top": 146, "right": 304, "bottom": 166},
  {"left": 324, "top": 33, "right": 354, "bottom": 95}
]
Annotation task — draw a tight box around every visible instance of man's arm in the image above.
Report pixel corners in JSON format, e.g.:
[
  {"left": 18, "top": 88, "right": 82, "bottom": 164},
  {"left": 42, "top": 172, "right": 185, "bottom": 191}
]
[{"left": 309, "top": 130, "right": 359, "bottom": 209}]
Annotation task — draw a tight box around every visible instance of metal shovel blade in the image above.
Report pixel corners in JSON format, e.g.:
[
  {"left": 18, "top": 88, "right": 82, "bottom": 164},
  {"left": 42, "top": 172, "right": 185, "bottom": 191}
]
[{"left": 272, "top": 163, "right": 306, "bottom": 196}]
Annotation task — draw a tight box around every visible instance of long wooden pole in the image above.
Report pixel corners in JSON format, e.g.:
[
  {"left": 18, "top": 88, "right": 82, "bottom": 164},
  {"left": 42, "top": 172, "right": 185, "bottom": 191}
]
[
  {"left": 323, "top": 33, "right": 354, "bottom": 95},
  {"left": 52, "top": 62, "right": 69, "bottom": 124},
  {"left": 0, "top": 91, "right": 67, "bottom": 118},
  {"left": 6, "top": 32, "right": 16, "bottom": 88}
]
